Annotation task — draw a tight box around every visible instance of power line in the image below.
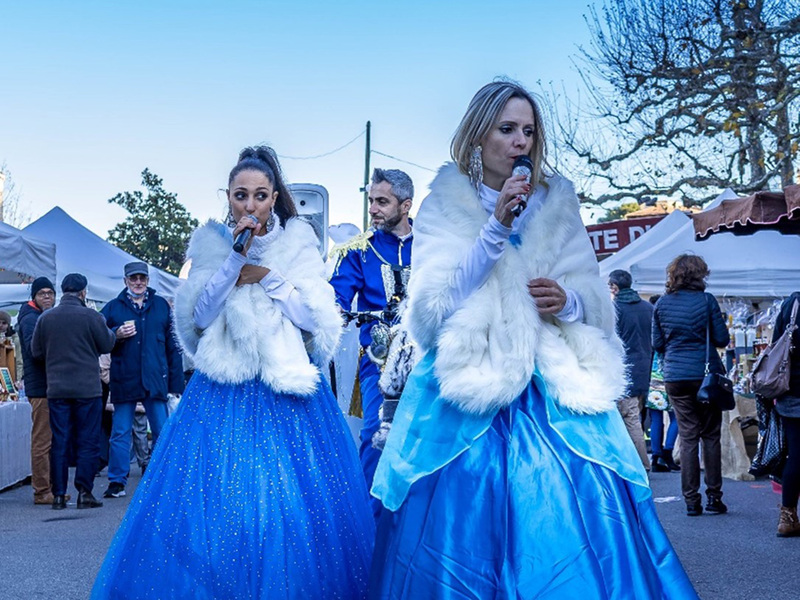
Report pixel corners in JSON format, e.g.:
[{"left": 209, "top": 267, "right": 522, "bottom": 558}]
[
  {"left": 371, "top": 150, "right": 437, "bottom": 173},
  {"left": 278, "top": 129, "right": 366, "bottom": 160}
]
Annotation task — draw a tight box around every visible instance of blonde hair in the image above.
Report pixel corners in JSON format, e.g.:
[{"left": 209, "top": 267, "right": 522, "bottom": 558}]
[{"left": 451, "top": 80, "right": 547, "bottom": 186}]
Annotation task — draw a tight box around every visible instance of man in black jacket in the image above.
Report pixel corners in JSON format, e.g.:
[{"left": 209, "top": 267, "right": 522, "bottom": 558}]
[
  {"left": 32, "top": 273, "right": 116, "bottom": 510},
  {"left": 17, "top": 276, "right": 57, "bottom": 504},
  {"left": 609, "top": 269, "right": 653, "bottom": 471}
]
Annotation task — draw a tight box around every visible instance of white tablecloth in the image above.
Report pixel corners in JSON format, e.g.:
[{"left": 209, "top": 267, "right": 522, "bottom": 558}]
[{"left": 0, "top": 401, "right": 32, "bottom": 490}]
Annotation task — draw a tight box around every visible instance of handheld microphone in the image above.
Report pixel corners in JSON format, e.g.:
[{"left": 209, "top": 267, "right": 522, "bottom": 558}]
[
  {"left": 232, "top": 215, "right": 259, "bottom": 253},
  {"left": 510, "top": 155, "right": 533, "bottom": 217}
]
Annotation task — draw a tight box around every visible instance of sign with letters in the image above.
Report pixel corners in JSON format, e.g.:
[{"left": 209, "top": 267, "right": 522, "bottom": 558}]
[{"left": 585, "top": 216, "right": 666, "bottom": 257}]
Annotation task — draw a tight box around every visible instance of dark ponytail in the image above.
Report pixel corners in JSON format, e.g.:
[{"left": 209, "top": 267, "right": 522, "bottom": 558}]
[{"left": 228, "top": 145, "right": 298, "bottom": 223}]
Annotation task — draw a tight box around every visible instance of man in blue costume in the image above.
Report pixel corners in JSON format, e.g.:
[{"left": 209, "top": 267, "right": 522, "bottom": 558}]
[{"left": 329, "top": 168, "right": 413, "bottom": 518}]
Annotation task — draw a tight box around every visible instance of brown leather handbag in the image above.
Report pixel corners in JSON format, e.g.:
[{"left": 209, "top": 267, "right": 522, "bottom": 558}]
[{"left": 752, "top": 299, "right": 799, "bottom": 399}]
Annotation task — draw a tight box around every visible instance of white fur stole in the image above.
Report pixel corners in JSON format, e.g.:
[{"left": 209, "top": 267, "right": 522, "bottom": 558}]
[
  {"left": 174, "top": 219, "right": 342, "bottom": 396},
  {"left": 405, "top": 163, "right": 626, "bottom": 415}
]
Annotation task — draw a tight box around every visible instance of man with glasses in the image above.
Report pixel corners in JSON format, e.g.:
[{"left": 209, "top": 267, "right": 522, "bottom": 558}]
[
  {"left": 100, "top": 262, "right": 184, "bottom": 498},
  {"left": 17, "top": 277, "right": 57, "bottom": 504}
]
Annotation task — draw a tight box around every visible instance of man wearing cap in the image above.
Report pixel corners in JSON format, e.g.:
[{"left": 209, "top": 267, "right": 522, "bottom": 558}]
[
  {"left": 100, "top": 261, "right": 184, "bottom": 499},
  {"left": 17, "top": 277, "right": 57, "bottom": 504},
  {"left": 32, "top": 273, "right": 115, "bottom": 509}
]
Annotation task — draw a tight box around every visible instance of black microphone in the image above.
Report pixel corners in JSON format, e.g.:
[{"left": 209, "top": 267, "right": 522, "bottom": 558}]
[
  {"left": 510, "top": 155, "right": 533, "bottom": 217},
  {"left": 232, "top": 215, "right": 259, "bottom": 252}
]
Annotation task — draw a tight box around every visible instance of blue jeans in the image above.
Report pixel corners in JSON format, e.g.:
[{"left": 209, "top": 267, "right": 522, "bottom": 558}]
[
  {"left": 48, "top": 397, "right": 102, "bottom": 495},
  {"left": 358, "top": 354, "right": 383, "bottom": 521},
  {"left": 109, "top": 400, "right": 168, "bottom": 486},
  {"left": 649, "top": 408, "right": 679, "bottom": 457}
]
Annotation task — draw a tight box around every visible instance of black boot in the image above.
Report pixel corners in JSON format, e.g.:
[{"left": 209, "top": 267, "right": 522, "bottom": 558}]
[
  {"left": 77, "top": 489, "right": 103, "bottom": 509},
  {"left": 52, "top": 495, "right": 67, "bottom": 510},
  {"left": 663, "top": 449, "right": 681, "bottom": 471},
  {"left": 651, "top": 455, "right": 670, "bottom": 472}
]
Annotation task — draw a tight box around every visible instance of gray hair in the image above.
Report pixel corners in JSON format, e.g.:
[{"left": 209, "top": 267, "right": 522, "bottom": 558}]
[
  {"left": 451, "top": 79, "right": 547, "bottom": 186},
  {"left": 371, "top": 168, "right": 414, "bottom": 202}
]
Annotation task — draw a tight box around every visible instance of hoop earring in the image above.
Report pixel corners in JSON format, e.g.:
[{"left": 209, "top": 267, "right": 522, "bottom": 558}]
[{"left": 469, "top": 145, "right": 483, "bottom": 192}]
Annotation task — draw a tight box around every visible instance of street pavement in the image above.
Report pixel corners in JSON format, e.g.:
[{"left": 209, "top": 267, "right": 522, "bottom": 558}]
[{"left": 1, "top": 467, "right": 799, "bottom": 599}]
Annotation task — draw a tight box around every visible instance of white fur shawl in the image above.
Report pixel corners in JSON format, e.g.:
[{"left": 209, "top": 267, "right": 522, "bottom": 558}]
[
  {"left": 174, "top": 219, "right": 342, "bottom": 396},
  {"left": 405, "top": 163, "right": 626, "bottom": 414}
]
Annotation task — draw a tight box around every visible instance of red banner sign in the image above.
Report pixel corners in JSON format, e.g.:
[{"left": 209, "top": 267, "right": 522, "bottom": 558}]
[{"left": 585, "top": 216, "right": 666, "bottom": 256}]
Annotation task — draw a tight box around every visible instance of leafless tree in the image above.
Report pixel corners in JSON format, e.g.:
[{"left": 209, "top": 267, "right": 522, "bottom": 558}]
[
  {"left": 0, "top": 164, "right": 32, "bottom": 227},
  {"left": 557, "top": 0, "right": 800, "bottom": 206}
]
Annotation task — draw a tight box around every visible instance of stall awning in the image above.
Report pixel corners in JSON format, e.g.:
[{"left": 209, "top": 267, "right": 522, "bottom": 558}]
[{"left": 693, "top": 185, "right": 800, "bottom": 240}]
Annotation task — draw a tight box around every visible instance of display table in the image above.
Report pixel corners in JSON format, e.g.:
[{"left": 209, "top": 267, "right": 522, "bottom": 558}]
[
  {"left": 0, "top": 401, "right": 32, "bottom": 490},
  {"left": 721, "top": 393, "right": 757, "bottom": 481}
]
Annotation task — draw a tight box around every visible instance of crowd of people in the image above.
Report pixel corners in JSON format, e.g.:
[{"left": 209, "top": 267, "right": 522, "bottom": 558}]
[{"left": 3, "top": 78, "right": 798, "bottom": 598}]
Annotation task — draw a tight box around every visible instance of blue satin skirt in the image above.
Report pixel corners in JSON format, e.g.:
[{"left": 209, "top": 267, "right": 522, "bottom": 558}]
[
  {"left": 91, "top": 372, "right": 374, "bottom": 600},
  {"left": 370, "top": 376, "right": 698, "bottom": 599}
]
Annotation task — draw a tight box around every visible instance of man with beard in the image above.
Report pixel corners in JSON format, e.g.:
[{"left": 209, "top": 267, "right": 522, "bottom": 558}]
[{"left": 329, "top": 168, "right": 413, "bottom": 518}]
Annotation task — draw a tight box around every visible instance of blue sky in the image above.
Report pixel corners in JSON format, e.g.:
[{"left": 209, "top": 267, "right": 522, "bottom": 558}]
[{"left": 1, "top": 0, "right": 600, "bottom": 238}]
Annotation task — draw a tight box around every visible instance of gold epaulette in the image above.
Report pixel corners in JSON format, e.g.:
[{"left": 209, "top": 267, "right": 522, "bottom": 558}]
[{"left": 328, "top": 230, "right": 374, "bottom": 274}]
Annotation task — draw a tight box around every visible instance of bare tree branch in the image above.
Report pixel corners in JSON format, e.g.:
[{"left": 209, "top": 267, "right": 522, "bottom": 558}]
[{"left": 549, "top": 0, "right": 800, "bottom": 208}]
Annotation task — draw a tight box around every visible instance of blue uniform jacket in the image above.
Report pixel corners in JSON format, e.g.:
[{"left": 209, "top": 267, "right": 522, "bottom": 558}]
[
  {"left": 329, "top": 228, "right": 412, "bottom": 348},
  {"left": 101, "top": 287, "right": 184, "bottom": 403}
]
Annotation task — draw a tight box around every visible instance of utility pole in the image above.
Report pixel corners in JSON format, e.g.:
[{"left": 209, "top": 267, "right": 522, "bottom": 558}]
[{"left": 362, "top": 121, "right": 371, "bottom": 232}]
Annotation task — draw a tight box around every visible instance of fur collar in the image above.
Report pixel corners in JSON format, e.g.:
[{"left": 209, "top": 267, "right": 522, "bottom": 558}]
[
  {"left": 174, "top": 219, "right": 342, "bottom": 395},
  {"left": 405, "top": 163, "right": 625, "bottom": 414}
]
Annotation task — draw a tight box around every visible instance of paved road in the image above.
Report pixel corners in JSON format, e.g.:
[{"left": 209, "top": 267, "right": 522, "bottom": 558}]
[{"left": 1, "top": 467, "right": 798, "bottom": 599}]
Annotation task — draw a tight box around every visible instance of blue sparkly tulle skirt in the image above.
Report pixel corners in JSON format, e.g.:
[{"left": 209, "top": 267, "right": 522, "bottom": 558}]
[
  {"left": 91, "top": 372, "right": 374, "bottom": 600},
  {"left": 369, "top": 356, "right": 698, "bottom": 599}
]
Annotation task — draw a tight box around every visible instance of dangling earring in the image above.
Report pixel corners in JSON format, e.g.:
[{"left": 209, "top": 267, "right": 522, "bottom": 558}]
[
  {"left": 265, "top": 209, "right": 276, "bottom": 233},
  {"left": 469, "top": 145, "right": 483, "bottom": 192},
  {"left": 226, "top": 207, "right": 236, "bottom": 227}
]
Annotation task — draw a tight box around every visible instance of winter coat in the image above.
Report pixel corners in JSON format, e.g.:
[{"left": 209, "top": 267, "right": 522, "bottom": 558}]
[
  {"left": 174, "top": 219, "right": 342, "bottom": 396},
  {"left": 101, "top": 288, "right": 185, "bottom": 403},
  {"left": 614, "top": 289, "right": 654, "bottom": 398},
  {"left": 404, "top": 163, "right": 626, "bottom": 415},
  {"left": 652, "top": 290, "right": 729, "bottom": 382},
  {"left": 31, "top": 295, "right": 116, "bottom": 399},
  {"left": 773, "top": 291, "right": 800, "bottom": 418},
  {"left": 17, "top": 301, "right": 47, "bottom": 397}
]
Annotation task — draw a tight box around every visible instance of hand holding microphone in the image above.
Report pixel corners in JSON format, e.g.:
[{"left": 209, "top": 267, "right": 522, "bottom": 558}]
[
  {"left": 233, "top": 215, "right": 260, "bottom": 253},
  {"left": 510, "top": 155, "right": 533, "bottom": 217},
  {"left": 495, "top": 155, "right": 533, "bottom": 227}
]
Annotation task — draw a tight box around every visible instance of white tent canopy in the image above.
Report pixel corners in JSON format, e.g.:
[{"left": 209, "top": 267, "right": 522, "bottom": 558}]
[
  {"left": 0, "top": 222, "right": 57, "bottom": 284},
  {"left": 600, "top": 190, "right": 800, "bottom": 298},
  {"left": 0, "top": 207, "right": 180, "bottom": 309},
  {"left": 598, "top": 210, "right": 691, "bottom": 278}
]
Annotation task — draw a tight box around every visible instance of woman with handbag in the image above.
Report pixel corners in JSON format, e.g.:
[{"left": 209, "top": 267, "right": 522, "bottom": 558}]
[
  {"left": 652, "top": 254, "right": 730, "bottom": 517},
  {"left": 771, "top": 291, "right": 800, "bottom": 537}
]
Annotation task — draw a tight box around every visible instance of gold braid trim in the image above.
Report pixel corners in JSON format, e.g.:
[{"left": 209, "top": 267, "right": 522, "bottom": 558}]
[{"left": 328, "top": 230, "right": 375, "bottom": 275}]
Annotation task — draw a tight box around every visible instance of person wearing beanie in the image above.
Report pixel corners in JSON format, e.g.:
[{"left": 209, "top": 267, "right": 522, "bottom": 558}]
[
  {"left": 31, "top": 273, "right": 115, "bottom": 510},
  {"left": 17, "top": 276, "right": 57, "bottom": 504}
]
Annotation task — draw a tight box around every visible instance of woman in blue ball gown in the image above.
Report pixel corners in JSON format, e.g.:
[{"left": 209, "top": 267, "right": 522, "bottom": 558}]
[
  {"left": 368, "top": 81, "right": 698, "bottom": 599},
  {"left": 92, "top": 146, "right": 374, "bottom": 599}
]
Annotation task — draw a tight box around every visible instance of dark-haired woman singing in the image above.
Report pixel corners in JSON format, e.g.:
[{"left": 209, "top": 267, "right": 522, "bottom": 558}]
[{"left": 92, "top": 146, "right": 373, "bottom": 599}]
